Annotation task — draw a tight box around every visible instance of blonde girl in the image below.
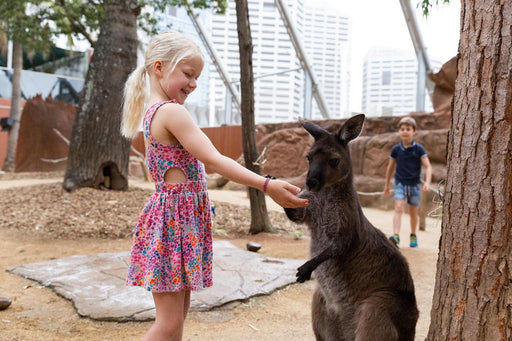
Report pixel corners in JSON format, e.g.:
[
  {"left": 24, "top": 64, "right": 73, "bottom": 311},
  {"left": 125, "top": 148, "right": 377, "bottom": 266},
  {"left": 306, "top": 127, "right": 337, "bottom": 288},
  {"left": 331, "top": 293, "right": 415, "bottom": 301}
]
[{"left": 122, "top": 31, "right": 308, "bottom": 341}]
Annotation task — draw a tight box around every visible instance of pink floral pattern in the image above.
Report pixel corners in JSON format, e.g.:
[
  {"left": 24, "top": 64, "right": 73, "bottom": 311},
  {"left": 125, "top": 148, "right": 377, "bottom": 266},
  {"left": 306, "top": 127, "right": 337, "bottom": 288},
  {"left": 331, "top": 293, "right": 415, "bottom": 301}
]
[{"left": 126, "top": 100, "right": 213, "bottom": 292}]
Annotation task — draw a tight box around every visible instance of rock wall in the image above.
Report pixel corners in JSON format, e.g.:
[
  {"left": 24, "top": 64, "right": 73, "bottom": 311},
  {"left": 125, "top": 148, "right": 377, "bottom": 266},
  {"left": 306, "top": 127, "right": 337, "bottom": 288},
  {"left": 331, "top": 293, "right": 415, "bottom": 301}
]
[
  {"left": 429, "top": 56, "right": 457, "bottom": 112},
  {"left": 251, "top": 110, "right": 450, "bottom": 211}
]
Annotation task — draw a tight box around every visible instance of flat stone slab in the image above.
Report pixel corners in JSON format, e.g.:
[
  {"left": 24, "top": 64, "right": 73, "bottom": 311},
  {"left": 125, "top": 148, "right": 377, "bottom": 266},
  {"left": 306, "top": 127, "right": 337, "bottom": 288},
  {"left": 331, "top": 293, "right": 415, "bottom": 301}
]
[{"left": 9, "top": 240, "right": 304, "bottom": 321}]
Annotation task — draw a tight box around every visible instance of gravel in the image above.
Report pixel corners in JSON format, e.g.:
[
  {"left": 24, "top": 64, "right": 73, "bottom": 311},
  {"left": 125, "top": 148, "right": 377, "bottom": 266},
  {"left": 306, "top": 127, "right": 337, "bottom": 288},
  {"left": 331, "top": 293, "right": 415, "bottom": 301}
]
[{"left": 0, "top": 182, "right": 306, "bottom": 240}]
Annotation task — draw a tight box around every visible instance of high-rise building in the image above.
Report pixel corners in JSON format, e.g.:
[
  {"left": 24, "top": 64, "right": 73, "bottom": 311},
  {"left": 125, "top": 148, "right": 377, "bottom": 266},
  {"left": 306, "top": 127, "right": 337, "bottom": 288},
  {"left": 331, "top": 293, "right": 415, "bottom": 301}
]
[
  {"left": 209, "top": 0, "right": 304, "bottom": 124},
  {"left": 303, "top": 0, "right": 351, "bottom": 118},
  {"left": 361, "top": 46, "right": 441, "bottom": 117},
  {"left": 209, "top": 0, "right": 352, "bottom": 124},
  {"left": 148, "top": 0, "right": 351, "bottom": 125}
]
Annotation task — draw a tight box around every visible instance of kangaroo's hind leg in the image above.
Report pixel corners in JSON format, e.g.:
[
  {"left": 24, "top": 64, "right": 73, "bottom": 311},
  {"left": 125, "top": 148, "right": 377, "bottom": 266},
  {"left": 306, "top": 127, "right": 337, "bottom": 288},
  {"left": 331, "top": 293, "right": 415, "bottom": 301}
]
[
  {"left": 354, "top": 296, "right": 399, "bottom": 341},
  {"left": 312, "top": 289, "right": 350, "bottom": 341}
]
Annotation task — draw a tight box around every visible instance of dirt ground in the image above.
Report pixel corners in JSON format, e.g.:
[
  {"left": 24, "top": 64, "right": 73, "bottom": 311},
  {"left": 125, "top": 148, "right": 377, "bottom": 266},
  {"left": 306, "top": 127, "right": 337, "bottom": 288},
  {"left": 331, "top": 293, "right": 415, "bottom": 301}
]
[{"left": 0, "top": 173, "right": 442, "bottom": 341}]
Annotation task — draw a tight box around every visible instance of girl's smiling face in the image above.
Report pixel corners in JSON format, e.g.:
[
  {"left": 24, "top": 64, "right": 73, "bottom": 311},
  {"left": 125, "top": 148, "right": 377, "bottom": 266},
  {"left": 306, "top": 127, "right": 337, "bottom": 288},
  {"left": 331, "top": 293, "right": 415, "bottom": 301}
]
[{"left": 157, "top": 55, "right": 204, "bottom": 104}]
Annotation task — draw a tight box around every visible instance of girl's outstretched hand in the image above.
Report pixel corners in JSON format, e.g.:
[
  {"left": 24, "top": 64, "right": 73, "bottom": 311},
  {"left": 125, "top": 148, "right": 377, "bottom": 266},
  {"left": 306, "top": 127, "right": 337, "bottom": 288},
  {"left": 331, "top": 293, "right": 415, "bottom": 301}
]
[{"left": 265, "top": 179, "right": 309, "bottom": 208}]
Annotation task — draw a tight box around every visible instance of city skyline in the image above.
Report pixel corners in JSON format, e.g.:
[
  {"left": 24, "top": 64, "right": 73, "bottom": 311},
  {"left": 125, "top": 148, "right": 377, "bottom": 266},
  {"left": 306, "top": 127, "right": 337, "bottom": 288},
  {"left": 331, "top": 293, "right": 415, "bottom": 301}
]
[
  {"left": 27, "top": 0, "right": 461, "bottom": 123},
  {"left": 322, "top": 0, "right": 460, "bottom": 113},
  {"left": 208, "top": 0, "right": 352, "bottom": 124},
  {"left": 362, "top": 46, "right": 442, "bottom": 117}
]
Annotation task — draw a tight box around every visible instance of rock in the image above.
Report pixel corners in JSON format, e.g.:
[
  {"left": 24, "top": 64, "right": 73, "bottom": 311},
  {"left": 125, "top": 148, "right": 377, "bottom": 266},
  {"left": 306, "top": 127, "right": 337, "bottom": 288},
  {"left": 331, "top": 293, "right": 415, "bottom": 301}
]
[
  {"left": 429, "top": 56, "right": 457, "bottom": 112},
  {"left": 0, "top": 297, "right": 12, "bottom": 311},
  {"left": 206, "top": 173, "right": 229, "bottom": 189},
  {"left": 247, "top": 241, "right": 261, "bottom": 252},
  {"left": 8, "top": 241, "right": 304, "bottom": 321}
]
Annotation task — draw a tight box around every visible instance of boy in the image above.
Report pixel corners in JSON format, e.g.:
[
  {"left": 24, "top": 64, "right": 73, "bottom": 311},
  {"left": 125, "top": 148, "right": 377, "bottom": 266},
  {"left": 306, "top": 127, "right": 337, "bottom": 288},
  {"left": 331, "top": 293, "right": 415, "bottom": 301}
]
[{"left": 384, "top": 117, "right": 432, "bottom": 248}]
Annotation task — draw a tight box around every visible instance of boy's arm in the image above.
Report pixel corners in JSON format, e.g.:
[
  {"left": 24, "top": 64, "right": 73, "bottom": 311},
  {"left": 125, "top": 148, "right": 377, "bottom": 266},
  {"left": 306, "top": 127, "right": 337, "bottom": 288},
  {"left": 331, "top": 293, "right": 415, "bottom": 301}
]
[
  {"left": 384, "top": 158, "right": 396, "bottom": 196},
  {"left": 421, "top": 156, "right": 432, "bottom": 192}
]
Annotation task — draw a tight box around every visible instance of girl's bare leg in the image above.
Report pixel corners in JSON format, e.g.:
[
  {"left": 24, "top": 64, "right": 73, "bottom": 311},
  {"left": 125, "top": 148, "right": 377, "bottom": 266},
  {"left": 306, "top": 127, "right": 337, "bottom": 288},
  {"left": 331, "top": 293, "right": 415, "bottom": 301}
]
[
  {"left": 142, "top": 290, "right": 190, "bottom": 341},
  {"left": 183, "top": 290, "right": 191, "bottom": 319}
]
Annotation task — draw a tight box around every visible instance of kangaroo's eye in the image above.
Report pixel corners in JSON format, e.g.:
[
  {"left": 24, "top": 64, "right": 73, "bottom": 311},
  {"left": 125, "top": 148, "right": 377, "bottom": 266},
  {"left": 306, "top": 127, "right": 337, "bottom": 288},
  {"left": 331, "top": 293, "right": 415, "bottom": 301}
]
[
  {"left": 328, "top": 158, "right": 340, "bottom": 167},
  {"left": 306, "top": 155, "right": 311, "bottom": 162}
]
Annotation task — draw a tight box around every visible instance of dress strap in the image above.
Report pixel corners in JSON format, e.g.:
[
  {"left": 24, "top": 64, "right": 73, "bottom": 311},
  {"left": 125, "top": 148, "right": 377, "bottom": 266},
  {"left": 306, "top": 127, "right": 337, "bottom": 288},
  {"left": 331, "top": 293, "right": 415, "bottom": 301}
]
[
  {"left": 144, "top": 100, "right": 177, "bottom": 140},
  {"left": 145, "top": 99, "right": 177, "bottom": 123}
]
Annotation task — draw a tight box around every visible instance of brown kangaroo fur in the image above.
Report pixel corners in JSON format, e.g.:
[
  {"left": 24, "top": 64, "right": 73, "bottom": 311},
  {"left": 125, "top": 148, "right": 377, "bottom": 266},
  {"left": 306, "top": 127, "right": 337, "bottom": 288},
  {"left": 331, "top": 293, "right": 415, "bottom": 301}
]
[{"left": 284, "top": 115, "right": 418, "bottom": 341}]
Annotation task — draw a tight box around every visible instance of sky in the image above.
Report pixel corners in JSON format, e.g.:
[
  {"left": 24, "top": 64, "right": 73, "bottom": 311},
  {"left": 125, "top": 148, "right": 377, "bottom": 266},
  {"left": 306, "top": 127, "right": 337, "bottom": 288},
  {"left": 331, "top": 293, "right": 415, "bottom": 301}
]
[{"left": 321, "top": 0, "right": 461, "bottom": 113}]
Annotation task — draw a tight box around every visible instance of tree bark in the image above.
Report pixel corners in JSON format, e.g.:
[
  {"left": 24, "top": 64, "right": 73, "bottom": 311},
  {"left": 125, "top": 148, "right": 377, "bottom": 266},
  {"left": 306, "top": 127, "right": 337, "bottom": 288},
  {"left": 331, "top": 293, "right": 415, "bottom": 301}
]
[
  {"left": 2, "top": 41, "right": 23, "bottom": 172},
  {"left": 62, "top": 0, "right": 138, "bottom": 192},
  {"left": 235, "top": 0, "right": 274, "bottom": 234},
  {"left": 427, "top": 1, "right": 512, "bottom": 340}
]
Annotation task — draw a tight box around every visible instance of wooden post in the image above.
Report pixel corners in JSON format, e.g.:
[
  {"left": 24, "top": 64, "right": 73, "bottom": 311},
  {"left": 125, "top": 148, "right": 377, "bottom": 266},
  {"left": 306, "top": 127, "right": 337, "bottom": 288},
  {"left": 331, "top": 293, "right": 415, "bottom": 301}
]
[{"left": 419, "top": 192, "right": 427, "bottom": 231}]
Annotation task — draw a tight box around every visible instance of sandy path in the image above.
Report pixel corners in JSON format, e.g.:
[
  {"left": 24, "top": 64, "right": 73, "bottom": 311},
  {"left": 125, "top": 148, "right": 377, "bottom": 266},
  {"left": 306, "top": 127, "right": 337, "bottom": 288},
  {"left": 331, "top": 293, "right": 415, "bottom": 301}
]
[{"left": 0, "top": 177, "right": 441, "bottom": 340}]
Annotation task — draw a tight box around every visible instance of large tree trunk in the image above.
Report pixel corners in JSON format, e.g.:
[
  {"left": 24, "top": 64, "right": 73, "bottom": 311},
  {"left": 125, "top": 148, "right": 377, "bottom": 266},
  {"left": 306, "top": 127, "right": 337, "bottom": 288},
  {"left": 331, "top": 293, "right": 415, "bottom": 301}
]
[
  {"left": 427, "top": 1, "right": 512, "bottom": 340},
  {"left": 62, "top": 0, "right": 138, "bottom": 192},
  {"left": 235, "top": 0, "right": 274, "bottom": 234},
  {"left": 2, "top": 41, "right": 22, "bottom": 172}
]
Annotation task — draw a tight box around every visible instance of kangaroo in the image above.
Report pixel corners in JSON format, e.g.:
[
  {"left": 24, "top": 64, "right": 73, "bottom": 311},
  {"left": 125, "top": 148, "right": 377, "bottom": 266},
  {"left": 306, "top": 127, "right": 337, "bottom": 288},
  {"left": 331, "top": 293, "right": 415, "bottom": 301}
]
[{"left": 284, "top": 114, "right": 418, "bottom": 341}]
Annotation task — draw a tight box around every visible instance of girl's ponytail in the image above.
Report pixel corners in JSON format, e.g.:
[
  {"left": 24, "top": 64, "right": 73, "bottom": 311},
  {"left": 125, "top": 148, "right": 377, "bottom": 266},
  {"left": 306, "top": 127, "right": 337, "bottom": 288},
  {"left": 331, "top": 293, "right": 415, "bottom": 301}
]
[{"left": 121, "top": 65, "right": 147, "bottom": 139}]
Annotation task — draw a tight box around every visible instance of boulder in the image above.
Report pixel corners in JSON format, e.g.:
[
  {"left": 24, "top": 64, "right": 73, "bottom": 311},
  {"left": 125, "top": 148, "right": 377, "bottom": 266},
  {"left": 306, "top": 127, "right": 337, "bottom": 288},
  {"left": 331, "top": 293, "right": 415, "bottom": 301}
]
[
  {"left": 259, "top": 127, "right": 311, "bottom": 179},
  {"left": 429, "top": 56, "right": 457, "bottom": 113}
]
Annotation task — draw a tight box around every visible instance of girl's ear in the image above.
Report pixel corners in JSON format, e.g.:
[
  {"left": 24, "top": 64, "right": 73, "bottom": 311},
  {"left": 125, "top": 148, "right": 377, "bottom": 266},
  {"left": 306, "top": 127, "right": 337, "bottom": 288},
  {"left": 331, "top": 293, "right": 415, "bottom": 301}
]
[{"left": 153, "top": 60, "right": 163, "bottom": 78}]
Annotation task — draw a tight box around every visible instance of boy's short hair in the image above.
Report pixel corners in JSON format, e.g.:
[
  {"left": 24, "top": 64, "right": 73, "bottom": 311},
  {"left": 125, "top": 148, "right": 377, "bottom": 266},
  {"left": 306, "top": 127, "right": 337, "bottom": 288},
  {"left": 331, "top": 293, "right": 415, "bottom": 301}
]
[{"left": 398, "top": 117, "right": 417, "bottom": 130}]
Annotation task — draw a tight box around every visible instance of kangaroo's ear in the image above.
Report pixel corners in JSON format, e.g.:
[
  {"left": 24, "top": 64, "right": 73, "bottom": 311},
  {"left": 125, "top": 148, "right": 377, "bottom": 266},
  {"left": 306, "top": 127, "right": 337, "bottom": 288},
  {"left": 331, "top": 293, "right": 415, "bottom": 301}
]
[
  {"left": 302, "top": 121, "right": 327, "bottom": 141},
  {"left": 337, "top": 114, "right": 365, "bottom": 143}
]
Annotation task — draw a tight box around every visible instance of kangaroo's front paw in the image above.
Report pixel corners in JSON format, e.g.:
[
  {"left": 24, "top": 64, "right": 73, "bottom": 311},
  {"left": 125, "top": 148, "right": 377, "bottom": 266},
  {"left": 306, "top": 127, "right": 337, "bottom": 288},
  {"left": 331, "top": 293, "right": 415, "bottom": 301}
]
[{"left": 296, "top": 262, "right": 314, "bottom": 283}]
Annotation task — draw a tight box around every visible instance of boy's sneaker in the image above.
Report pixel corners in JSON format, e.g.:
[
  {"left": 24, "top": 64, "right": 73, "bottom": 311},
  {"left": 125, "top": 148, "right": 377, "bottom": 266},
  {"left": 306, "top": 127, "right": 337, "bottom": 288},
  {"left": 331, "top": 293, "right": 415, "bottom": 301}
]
[
  {"left": 389, "top": 234, "right": 400, "bottom": 247},
  {"left": 410, "top": 234, "right": 418, "bottom": 248}
]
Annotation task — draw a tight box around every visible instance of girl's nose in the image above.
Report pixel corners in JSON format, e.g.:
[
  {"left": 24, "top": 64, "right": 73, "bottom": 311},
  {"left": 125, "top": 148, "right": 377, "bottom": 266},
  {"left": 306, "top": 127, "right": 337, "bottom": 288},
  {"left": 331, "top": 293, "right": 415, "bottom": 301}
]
[{"left": 190, "top": 78, "right": 197, "bottom": 89}]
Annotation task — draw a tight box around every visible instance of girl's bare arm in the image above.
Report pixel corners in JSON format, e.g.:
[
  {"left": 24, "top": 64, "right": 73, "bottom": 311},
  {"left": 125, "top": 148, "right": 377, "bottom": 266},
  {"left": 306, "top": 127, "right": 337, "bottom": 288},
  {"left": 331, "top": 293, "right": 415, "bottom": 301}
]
[{"left": 155, "top": 103, "right": 308, "bottom": 208}]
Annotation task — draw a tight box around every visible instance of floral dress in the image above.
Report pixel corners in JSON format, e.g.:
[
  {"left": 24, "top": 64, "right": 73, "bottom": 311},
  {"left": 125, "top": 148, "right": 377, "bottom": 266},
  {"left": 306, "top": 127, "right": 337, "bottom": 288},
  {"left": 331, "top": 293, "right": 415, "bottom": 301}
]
[{"left": 126, "top": 100, "right": 213, "bottom": 292}]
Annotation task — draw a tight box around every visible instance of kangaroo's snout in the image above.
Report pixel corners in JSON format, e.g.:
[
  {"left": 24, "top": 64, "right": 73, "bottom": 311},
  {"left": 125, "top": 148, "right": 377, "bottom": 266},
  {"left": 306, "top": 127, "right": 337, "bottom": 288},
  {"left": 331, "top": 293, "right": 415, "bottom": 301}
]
[
  {"left": 306, "top": 167, "right": 324, "bottom": 192},
  {"left": 306, "top": 177, "right": 320, "bottom": 192}
]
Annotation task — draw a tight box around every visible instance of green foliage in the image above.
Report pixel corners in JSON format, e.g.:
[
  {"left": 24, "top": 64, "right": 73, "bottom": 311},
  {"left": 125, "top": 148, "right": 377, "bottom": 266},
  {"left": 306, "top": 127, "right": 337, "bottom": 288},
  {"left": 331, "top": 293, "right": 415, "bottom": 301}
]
[
  {"left": 139, "top": 0, "right": 227, "bottom": 36},
  {"left": 149, "top": 0, "right": 227, "bottom": 14},
  {"left": 41, "top": 0, "right": 104, "bottom": 46},
  {"left": 419, "top": 0, "right": 451, "bottom": 17},
  {"left": 47, "top": 0, "right": 229, "bottom": 41},
  {"left": 1, "top": 0, "right": 227, "bottom": 50},
  {"left": 0, "top": 1, "right": 53, "bottom": 51}
]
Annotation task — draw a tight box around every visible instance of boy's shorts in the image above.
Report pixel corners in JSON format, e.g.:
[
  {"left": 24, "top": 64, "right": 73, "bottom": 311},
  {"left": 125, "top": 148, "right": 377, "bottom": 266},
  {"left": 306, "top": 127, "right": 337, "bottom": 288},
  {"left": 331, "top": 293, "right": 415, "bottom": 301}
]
[{"left": 394, "top": 181, "right": 421, "bottom": 207}]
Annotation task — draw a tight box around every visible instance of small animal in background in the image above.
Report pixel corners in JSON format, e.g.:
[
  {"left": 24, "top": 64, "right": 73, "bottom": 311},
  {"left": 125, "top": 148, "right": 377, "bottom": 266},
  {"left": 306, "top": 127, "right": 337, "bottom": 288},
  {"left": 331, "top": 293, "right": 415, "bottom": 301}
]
[{"left": 284, "top": 114, "right": 418, "bottom": 341}]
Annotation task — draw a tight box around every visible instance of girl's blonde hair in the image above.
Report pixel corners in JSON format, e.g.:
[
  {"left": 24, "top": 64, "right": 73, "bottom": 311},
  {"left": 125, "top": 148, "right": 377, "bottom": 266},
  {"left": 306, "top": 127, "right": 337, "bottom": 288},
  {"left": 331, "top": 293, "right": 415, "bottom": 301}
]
[{"left": 121, "top": 31, "right": 203, "bottom": 139}]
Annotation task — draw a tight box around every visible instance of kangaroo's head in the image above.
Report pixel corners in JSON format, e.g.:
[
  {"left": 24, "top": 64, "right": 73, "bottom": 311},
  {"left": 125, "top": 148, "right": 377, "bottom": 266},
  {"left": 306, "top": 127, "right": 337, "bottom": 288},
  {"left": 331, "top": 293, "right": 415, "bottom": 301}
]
[{"left": 302, "top": 114, "right": 365, "bottom": 192}]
